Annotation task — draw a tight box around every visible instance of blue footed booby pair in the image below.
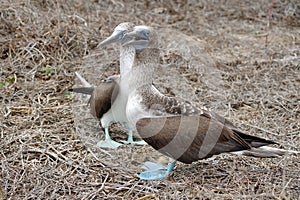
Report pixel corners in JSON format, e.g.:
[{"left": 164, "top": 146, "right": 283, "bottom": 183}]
[
  {"left": 105, "top": 25, "right": 298, "bottom": 180},
  {"left": 70, "top": 22, "right": 145, "bottom": 148}
]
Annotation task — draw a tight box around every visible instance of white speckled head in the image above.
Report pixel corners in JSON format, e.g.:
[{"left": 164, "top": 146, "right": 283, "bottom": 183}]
[
  {"left": 114, "top": 22, "right": 134, "bottom": 31},
  {"left": 123, "top": 25, "right": 157, "bottom": 52},
  {"left": 97, "top": 22, "right": 134, "bottom": 48}
]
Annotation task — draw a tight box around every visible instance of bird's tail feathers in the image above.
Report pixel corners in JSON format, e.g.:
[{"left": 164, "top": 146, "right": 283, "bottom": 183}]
[
  {"left": 75, "top": 72, "right": 92, "bottom": 87},
  {"left": 231, "top": 146, "right": 299, "bottom": 158},
  {"left": 69, "top": 87, "right": 94, "bottom": 95}
]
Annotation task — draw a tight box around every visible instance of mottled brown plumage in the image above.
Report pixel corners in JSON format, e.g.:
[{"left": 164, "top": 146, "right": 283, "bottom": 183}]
[{"left": 140, "top": 89, "right": 199, "bottom": 116}]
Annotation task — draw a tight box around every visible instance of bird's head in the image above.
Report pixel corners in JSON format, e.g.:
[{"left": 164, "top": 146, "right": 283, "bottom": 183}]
[
  {"left": 122, "top": 25, "right": 158, "bottom": 52},
  {"left": 97, "top": 22, "right": 135, "bottom": 48}
]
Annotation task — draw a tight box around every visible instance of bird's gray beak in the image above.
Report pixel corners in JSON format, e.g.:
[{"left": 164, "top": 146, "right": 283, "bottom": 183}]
[{"left": 97, "top": 30, "right": 123, "bottom": 48}]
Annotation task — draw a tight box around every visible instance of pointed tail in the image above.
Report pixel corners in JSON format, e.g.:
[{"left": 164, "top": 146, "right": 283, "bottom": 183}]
[
  {"left": 69, "top": 87, "right": 94, "bottom": 95},
  {"left": 231, "top": 146, "right": 300, "bottom": 158},
  {"left": 75, "top": 72, "right": 92, "bottom": 87},
  {"left": 69, "top": 72, "right": 94, "bottom": 95}
]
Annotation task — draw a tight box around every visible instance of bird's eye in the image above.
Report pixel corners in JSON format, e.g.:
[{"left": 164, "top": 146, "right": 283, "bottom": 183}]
[
  {"left": 143, "top": 31, "right": 150, "bottom": 38},
  {"left": 121, "top": 31, "right": 126, "bottom": 38}
]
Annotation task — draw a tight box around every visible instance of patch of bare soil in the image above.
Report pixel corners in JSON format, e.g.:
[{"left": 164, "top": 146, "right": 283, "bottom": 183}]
[{"left": 1, "top": 0, "right": 299, "bottom": 199}]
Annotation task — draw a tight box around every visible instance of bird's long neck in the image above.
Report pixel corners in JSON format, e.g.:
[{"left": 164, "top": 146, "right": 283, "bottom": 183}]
[
  {"left": 120, "top": 46, "right": 135, "bottom": 77},
  {"left": 128, "top": 47, "right": 159, "bottom": 91}
]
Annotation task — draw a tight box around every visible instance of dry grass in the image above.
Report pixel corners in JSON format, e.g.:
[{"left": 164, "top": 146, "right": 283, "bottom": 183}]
[{"left": 1, "top": 0, "right": 299, "bottom": 199}]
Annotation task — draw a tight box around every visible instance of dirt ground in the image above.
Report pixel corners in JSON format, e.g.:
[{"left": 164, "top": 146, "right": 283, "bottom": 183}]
[{"left": 1, "top": 0, "right": 299, "bottom": 199}]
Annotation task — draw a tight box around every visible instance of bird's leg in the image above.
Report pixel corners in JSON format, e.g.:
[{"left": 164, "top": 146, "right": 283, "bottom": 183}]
[
  {"left": 97, "top": 127, "right": 123, "bottom": 149},
  {"left": 166, "top": 161, "right": 176, "bottom": 174},
  {"left": 138, "top": 161, "right": 176, "bottom": 180},
  {"left": 127, "top": 128, "right": 134, "bottom": 143},
  {"left": 121, "top": 127, "right": 147, "bottom": 145}
]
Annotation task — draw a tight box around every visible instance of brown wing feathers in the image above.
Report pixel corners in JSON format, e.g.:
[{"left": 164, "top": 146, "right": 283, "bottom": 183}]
[
  {"left": 70, "top": 79, "right": 119, "bottom": 119},
  {"left": 136, "top": 113, "right": 277, "bottom": 164}
]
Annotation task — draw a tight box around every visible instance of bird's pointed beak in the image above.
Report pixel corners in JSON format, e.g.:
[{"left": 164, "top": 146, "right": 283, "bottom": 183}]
[
  {"left": 97, "top": 30, "right": 123, "bottom": 48},
  {"left": 122, "top": 39, "right": 149, "bottom": 47}
]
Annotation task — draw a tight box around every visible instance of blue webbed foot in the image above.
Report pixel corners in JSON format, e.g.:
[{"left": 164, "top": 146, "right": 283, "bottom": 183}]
[
  {"left": 121, "top": 139, "right": 147, "bottom": 145},
  {"left": 97, "top": 139, "right": 122, "bottom": 149},
  {"left": 139, "top": 161, "right": 176, "bottom": 180},
  {"left": 142, "top": 161, "right": 167, "bottom": 171},
  {"left": 97, "top": 127, "right": 122, "bottom": 149},
  {"left": 121, "top": 129, "right": 147, "bottom": 145}
]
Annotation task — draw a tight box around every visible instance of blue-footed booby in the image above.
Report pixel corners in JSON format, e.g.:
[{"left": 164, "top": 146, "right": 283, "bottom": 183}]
[
  {"left": 70, "top": 72, "right": 122, "bottom": 148},
  {"left": 95, "top": 22, "right": 146, "bottom": 147},
  {"left": 121, "top": 25, "right": 298, "bottom": 180},
  {"left": 70, "top": 22, "right": 145, "bottom": 148}
]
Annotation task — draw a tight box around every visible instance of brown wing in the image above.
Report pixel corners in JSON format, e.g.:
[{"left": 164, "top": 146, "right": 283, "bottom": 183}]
[
  {"left": 206, "top": 110, "right": 277, "bottom": 147},
  {"left": 70, "top": 76, "right": 119, "bottom": 120},
  {"left": 90, "top": 80, "right": 119, "bottom": 119},
  {"left": 136, "top": 114, "right": 253, "bottom": 164}
]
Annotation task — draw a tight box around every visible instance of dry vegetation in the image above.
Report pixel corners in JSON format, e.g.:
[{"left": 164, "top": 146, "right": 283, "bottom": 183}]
[{"left": 1, "top": 0, "right": 299, "bottom": 199}]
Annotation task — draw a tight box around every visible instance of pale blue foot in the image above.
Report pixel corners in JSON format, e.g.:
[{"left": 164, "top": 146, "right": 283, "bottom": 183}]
[
  {"left": 139, "top": 161, "right": 176, "bottom": 180},
  {"left": 97, "top": 139, "right": 122, "bottom": 149},
  {"left": 142, "top": 161, "right": 168, "bottom": 171},
  {"left": 121, "top": 129, "right": 147, "bottom": 145},
  {"left": 97, "top": 127, "right": 122, "bottom": 149}
]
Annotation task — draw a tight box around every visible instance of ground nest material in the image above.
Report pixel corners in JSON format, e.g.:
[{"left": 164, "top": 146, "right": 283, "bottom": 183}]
[{"left": 1, "top": 0, "right": 299, "bottom": 199}]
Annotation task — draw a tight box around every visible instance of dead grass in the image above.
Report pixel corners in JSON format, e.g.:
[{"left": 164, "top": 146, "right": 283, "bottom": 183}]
[{"left": 1, "top": 0, "right": 299, "bottom": 199}]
